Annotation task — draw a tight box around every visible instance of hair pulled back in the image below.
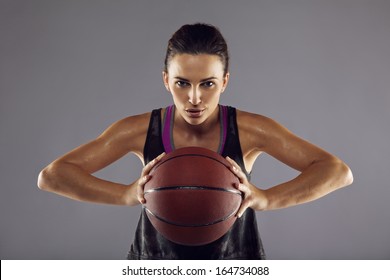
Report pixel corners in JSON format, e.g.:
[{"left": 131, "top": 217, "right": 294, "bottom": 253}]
[{"left": 164, "top": 23, "right": 229, "bottom": 76}]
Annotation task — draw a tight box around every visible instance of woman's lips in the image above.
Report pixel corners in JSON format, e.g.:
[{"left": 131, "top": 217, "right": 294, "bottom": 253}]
[{"left": 185, "top": 108, "right": 205, "bottom": 118}]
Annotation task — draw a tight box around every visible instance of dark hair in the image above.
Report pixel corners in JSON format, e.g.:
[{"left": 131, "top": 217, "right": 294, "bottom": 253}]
[{"left": 164, "top": 23, "right": 229, "bottom": 75}]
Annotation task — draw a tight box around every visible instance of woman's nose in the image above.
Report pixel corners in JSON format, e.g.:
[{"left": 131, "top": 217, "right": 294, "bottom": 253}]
[{"left": 188, "top": 87, "right": 201, "bottom": 105}]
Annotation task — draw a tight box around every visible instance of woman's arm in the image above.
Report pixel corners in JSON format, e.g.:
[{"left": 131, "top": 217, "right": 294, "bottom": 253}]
[
  {"left": 231, "top": 112, "right": 353, "bottom": 216},
  {"left": 37, "top": 112, "right": 162, "bottom": 206}
]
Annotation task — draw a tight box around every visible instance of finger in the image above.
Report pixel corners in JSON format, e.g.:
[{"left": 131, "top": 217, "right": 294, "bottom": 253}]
[
  {"left": 138, "top": 153, "right": 166, "bottom": 204},
  {"left": 155, "top": 152, "right": 166, "bottom": 161},
  {"left": 137, "top": 175, "right": 151, "bottom": 204},
  {"left": 234, "top": 182, "right": 249, "bottom": 193},
  {"left": 226, "top": 157, "right": 247, "bottom": 183},
  {"left": 236, "top": 199, "right": 251, "bottom": 218},
  {"left": 226, "top": 156, "right": 240, "bottom": 173},
  {"left": 142, "top": 152, "right": 166, "bottom": 176},
  {"left": 226, "top": 156, "right": 241, "bottom": 170},
  {"left": 136, "top": 184, "right": 145, "bottom": 204}
]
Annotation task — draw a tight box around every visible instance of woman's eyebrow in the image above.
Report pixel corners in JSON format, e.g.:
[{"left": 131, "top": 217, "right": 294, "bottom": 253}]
[{"left": 174, "top": 76, "right": 217, "bottom": 82}]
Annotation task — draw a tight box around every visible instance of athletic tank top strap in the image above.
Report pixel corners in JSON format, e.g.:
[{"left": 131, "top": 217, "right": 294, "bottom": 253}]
[
  {"left": 221, "top": 106, "right": 251, "bottom": 180},
  {"left": 162, "top": 105, "right": 174, "bottom": 153},
  {"left": 219, "top": 105, "right": 228, "bottom": 154},
  {"left": 143, "top": 108, "right": 165, "bottom": 165}
]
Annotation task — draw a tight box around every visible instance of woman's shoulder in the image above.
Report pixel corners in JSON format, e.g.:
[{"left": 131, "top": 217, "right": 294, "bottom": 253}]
[
  {"left": 98, "top": 109, "right": 166, "bottom": 156},
  {"left": 111, "top": 107, "right": 168, "bottom": 136},
  {"left": 235, "top": 108, "right": 297, "bottom": 147},
  {"left": 111, "top": 111, "right": 152, "bottom": 132},
  {"left": 235, "top": 108, "right": 277, "bottom": 130},
  {"left": 99, "top": 111, "right": 155, "bottom": 148},
  {"left": 234, "top": 108, "right": 290, "bottom": 143},
  {"left": 233, "top": 108, "right": 292, "bottom": 155}
]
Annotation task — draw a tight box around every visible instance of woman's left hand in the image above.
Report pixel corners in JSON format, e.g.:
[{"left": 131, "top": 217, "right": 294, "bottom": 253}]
[{"left": 226, "top": 157, "right": 269, "bottom": 217}]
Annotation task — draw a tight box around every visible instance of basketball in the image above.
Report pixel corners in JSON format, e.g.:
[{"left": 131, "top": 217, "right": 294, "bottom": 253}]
[{"left": 143, "top": 146, "right": 242, "bottom": 246}]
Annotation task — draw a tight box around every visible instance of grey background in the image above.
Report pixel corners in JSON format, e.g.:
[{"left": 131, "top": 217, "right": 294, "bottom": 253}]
[{"left": 1, "top": 0, "right": 389, "bottom": 260}]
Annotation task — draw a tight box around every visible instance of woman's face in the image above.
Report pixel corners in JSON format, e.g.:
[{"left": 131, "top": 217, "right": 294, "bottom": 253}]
[{"left": 163, "top": 54, "right": 229, "bottom": 126}]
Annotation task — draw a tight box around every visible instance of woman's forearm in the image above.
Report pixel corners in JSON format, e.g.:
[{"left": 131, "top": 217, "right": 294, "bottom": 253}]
[
  {"left": 263, "top": 159, "right": 353, "bottom": 210},
  {"left": 37, "top": 161, "right": 140, "bottom": 206}
]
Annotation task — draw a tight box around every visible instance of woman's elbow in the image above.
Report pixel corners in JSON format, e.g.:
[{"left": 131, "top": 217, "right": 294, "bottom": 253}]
[
  {"left": 338, "top": 160, "right": 354, "bottom": 187},
  {"left": 37, "top": 164, "right": 58, "bottom": 192}
]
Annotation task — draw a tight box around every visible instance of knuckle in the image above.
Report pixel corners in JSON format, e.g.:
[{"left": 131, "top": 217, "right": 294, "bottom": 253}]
[{"left": 239, "top": 183, "right": 248, "bottom": 192}]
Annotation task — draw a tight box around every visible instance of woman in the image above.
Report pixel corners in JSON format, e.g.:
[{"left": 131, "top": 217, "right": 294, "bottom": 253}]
[{"left": 37, "top": 23, "right": 353, "bottom": 259}]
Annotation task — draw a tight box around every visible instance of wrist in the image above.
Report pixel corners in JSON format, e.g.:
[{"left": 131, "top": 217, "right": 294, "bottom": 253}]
[
  {"left": 124, "top": 180, "right": 142, "bottom": 206},
  {"left": 254, "top": 186, "right": 269, "bottom": 211}
]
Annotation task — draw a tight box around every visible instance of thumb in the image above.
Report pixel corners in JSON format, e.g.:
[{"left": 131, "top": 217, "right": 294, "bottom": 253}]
[{"left": 236, "top": 199, "right": 250, "bottom": 218}]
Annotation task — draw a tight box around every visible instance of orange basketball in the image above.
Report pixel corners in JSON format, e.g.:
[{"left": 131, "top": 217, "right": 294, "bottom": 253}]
[{"left": 144, "top": 147, "right": 242, "bottom": 246}]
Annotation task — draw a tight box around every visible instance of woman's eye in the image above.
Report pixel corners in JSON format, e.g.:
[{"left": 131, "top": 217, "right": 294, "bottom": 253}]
[
  {"left": 176, "top": 81, "right": 190, "bottom": 87},
  {"left": 202, "top": 81, "right": 214, "bottom": 87}
]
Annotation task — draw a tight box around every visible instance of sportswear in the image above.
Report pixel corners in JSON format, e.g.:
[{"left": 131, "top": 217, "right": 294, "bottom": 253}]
[{"left": 127, "top": 105, "right": 266, "bottom": 259}]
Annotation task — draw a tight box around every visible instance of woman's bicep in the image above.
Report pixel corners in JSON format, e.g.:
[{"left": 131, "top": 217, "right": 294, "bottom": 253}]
[
  {"left": 54, "top": 138, "right": 127, "bottom": 174},
  {"left": 260, "top": 118, "right": 336, "bottom": 172},
  {"left": 53, "top": 114, "right": 148, "bottom": 174}
]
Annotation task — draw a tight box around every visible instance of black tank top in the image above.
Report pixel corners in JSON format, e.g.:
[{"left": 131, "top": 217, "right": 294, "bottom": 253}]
[{"left": 127, "top": 106, "right": 266, "bottom": 259}]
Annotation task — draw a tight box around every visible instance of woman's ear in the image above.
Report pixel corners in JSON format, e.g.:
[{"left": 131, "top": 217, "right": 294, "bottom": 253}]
[
  {"left": 162, "top": 71, "right": 170, "bottom": 92},
  {"left": 221, "top": 72, "right": 230, "bottom": 93}
]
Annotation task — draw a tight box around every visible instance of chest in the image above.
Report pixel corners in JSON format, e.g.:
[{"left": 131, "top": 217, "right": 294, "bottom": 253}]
[{"left": 172, "top": 128, "right": 222, "bottom": 153}]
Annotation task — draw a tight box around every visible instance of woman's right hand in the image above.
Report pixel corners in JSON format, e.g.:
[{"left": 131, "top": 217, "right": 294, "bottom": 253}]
[{"left": 135, "top": 152, "right": 166, "bottom": 204}]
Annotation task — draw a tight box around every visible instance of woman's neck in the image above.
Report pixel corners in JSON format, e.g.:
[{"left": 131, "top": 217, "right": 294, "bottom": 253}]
[{"left": 174, "top": 105, "right": 220, "bottom": 136}]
